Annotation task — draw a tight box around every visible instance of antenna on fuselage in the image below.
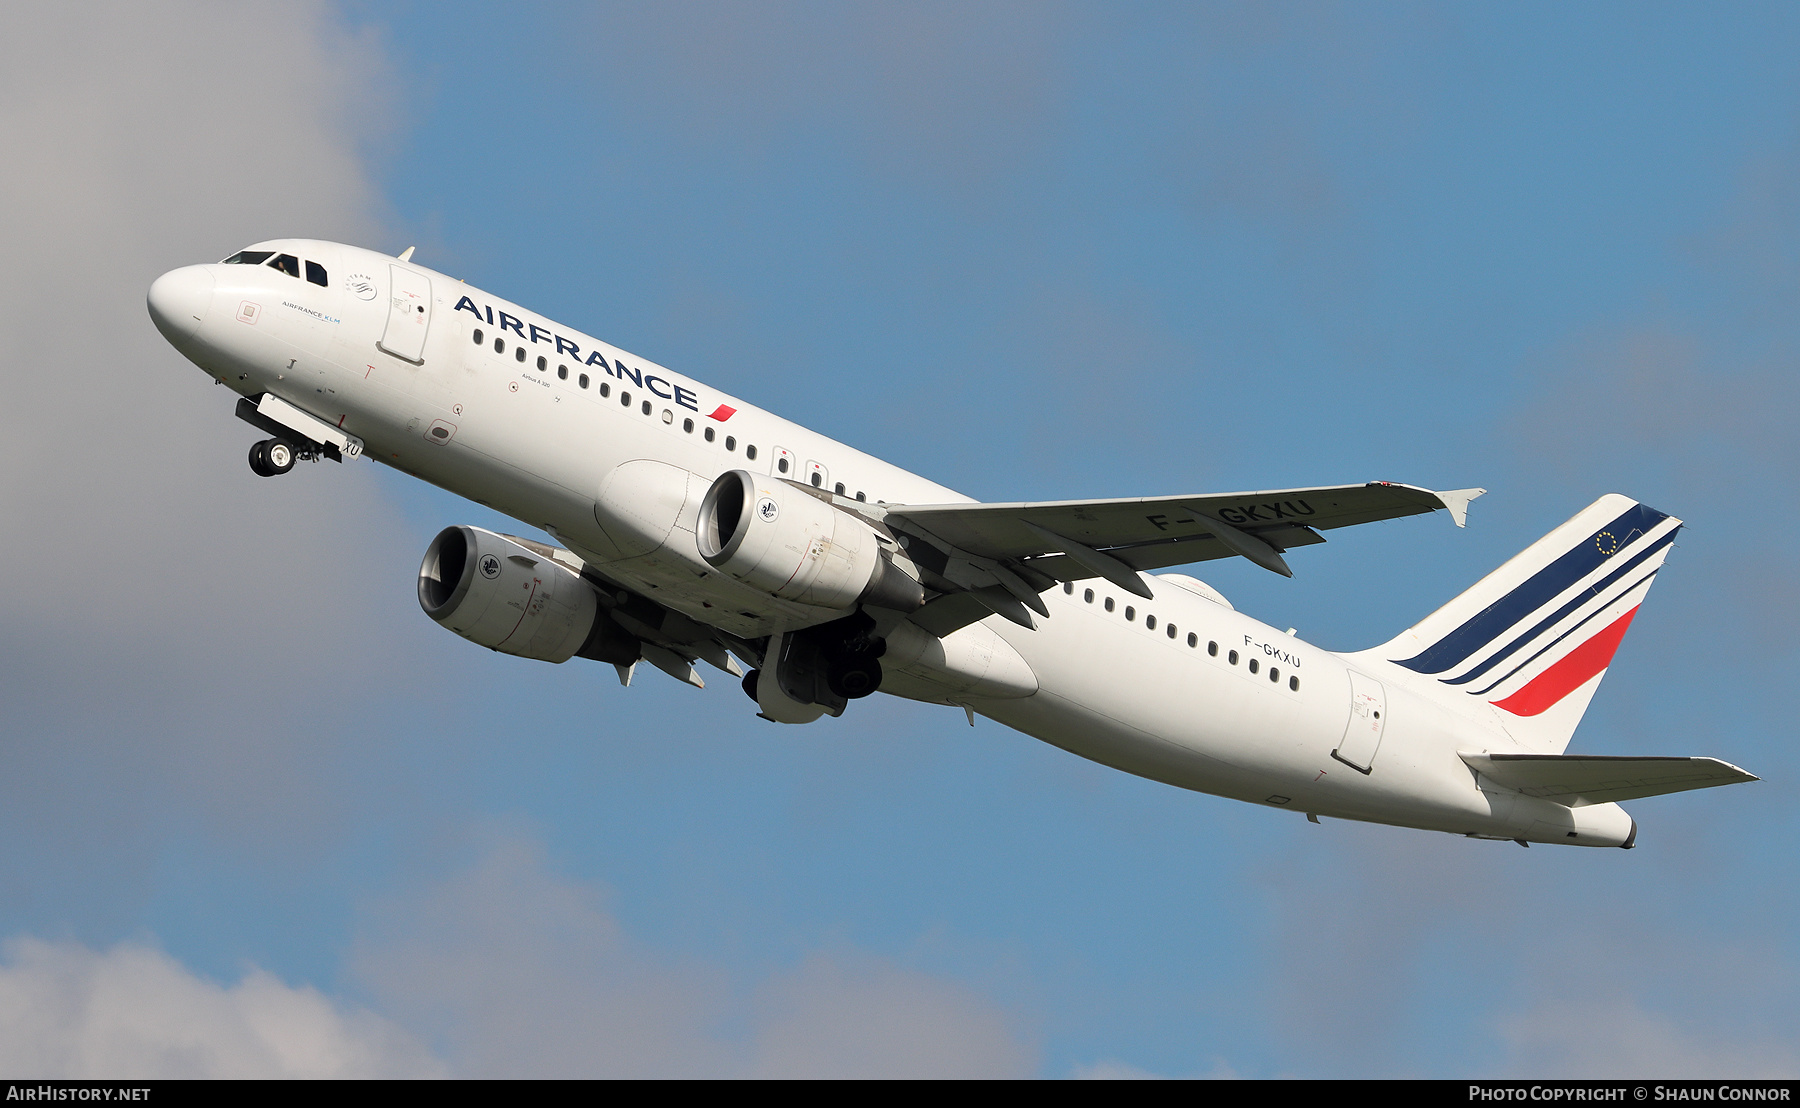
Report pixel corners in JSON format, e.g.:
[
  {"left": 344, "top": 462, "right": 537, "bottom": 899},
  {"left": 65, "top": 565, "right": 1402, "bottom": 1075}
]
[{"left": 397, "top": 246, "right": 416, "bottom": 262}]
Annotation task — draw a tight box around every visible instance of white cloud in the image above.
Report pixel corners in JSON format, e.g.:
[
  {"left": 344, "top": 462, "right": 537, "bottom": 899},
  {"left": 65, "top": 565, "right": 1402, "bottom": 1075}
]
[
  {"left": 747, "top": 953, "right": 1034, "bottom": 1078},
  {"left": 1499, "top": 997, "right": 1800, "bottom": 1079},
  {"left": 1490, "top": 933, "right": 1800, "bottom": 1079},
  {"left": 351, "top": 834, "right": 731, "bottom": 1078},
  {"left": 0, "top": 937, "right": 443, "bottom": 1078},
  {"left": 0, "top": 0, "right": 439, "bottom": 870},
  {"left": 0, "top": 833, "right": 1034, "bottom": 1078},
  {"left": 1072, "top": 1059, "right": 1165, "bottom": 1079},
  {"left": 1246, "top": 817, "right": 1800, "bottom": 1078},
  {"left": 1072, "top": 1058, "right": 1242, "bottom": 1079},
  {"left": 352, "top": 830, "right": 1035, "bottom": 1077},
  {"left": 0, "top": 0, "right": 406, "bottom": 664}
]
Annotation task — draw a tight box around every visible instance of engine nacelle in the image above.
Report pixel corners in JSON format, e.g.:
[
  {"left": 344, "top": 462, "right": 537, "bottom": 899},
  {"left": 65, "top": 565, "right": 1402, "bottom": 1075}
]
[
  {"left": 696, "top": 470, "right": 923, "bottom": 613},
  {"left": 418, "top": 526, "right": 636, "bottom": 664}
]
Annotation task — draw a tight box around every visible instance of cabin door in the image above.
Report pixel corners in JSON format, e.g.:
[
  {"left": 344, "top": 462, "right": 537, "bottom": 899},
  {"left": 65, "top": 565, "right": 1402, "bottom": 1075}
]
[{"left": 378, "top": 264, "right": 432, "bottom": 364}]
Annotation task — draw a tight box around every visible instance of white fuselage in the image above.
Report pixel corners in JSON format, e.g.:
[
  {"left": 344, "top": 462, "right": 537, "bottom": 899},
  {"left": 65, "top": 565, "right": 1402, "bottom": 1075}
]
[{"left": 149, "top": 239, "right": 1635, "bottom": 846}]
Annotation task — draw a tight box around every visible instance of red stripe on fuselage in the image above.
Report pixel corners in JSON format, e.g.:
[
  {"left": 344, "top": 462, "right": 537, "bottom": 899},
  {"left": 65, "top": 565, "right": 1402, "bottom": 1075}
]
[{"left": 1491, "top": 606, "right": 1640, "bottom": 717}]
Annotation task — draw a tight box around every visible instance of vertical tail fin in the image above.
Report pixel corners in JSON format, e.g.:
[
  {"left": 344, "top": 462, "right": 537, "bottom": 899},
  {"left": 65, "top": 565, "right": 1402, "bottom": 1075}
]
[{"left": 1364, "top": 494, "right": 1681, "bottom": 752}]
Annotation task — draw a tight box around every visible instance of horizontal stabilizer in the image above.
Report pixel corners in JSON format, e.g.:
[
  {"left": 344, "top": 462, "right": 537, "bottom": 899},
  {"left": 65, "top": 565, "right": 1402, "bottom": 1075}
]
[{"left": 1460, "top": 752, "right": 1757, "bottom": 807}]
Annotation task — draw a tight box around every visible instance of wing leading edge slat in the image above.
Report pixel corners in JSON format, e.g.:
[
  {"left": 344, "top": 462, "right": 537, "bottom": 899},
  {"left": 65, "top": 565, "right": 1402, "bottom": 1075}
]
[{"left": 885, "top": 482, "right": 1482, "bottom": 581}]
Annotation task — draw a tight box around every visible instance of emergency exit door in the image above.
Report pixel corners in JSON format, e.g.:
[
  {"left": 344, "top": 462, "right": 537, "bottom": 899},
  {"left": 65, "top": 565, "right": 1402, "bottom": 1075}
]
[{"left": 1332, "top": 671, "right": 1387, "bottom": 774}]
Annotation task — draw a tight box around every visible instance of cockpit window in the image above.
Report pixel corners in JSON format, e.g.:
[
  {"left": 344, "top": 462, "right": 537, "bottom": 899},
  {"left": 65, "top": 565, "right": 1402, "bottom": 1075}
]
[
  {"left": 222, "top": 250, "right": 273, "bottom": 265},
  {"left": 305, "top": 260, "right": 328, "bottom": 287},
  {"left": 267, "top": 254, "right": 300, "bottom": 278}
]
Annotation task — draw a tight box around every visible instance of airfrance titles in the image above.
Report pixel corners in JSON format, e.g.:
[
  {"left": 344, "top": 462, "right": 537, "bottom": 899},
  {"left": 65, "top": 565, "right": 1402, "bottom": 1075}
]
[
  {"left": 282, "top": 299, "right": 342, "bottom": 325},
  {"left": 455, "top": 296, "right": 702, "bottom": 412}
]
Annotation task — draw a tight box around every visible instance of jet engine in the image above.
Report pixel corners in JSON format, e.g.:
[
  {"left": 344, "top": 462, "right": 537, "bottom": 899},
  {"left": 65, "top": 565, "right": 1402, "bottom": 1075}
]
[
  {"left": 696, "top": 470, "right": 923, "bottom": 614},
  {"left": 418, "top": 526, "right": 638, "bottom": 664}
]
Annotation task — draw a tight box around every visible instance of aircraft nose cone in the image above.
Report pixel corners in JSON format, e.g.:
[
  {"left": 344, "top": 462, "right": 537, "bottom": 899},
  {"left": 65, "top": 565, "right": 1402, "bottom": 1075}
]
[{"left": 147, "top": 265, "right": 215, "bottom": 339}]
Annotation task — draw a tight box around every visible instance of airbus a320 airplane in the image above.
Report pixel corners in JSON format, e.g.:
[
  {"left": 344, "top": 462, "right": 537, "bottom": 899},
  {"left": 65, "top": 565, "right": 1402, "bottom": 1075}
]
[{"left": 147, "top": 240, "right": 1756, "bottom": 848}]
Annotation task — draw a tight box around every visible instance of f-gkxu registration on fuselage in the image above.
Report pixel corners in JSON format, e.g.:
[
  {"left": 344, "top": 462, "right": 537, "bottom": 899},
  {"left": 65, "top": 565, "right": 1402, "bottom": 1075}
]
[{"left": 146, "top": 240, "right": 1756, "bottom": 849}]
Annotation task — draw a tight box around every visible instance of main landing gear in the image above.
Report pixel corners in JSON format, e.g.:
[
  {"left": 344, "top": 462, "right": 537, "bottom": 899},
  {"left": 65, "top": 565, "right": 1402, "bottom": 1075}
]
[
  {"left": 248, "top": 438, "right": 299, "bottom": 477},
  {"left": 825, "top": 637, "right": 884, "bottom": 700},
  {"left": 738, "top": 613, "right": 889, "bottom": 718}
]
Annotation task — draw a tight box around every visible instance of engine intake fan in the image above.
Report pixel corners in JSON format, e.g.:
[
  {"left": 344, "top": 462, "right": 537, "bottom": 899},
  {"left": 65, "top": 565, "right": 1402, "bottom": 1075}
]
[{"left": 418, "top": 525, "right": 638, "bottom": 665}]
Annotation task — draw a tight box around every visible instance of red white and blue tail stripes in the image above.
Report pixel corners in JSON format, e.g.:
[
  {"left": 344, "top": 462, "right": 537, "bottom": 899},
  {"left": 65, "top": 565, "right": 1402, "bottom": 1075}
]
[{"left": 1376, "top": 495, "right": 1679, "bottom": 750}]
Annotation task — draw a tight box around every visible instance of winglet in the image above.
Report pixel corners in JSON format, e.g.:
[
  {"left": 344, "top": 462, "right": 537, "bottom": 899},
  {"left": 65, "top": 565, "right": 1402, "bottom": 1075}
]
[
  {"left": 397, "top": 246, "right": 416, "bottom": 262},
  {"left": 1436, "top": 487, "right": 1486, "bottom": 528}
]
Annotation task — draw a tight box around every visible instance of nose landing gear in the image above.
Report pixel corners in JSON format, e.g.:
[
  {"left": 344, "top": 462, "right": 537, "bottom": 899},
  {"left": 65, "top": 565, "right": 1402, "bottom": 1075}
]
[{"left": 248, "top": 438, "right": 298, "bottom": 477}]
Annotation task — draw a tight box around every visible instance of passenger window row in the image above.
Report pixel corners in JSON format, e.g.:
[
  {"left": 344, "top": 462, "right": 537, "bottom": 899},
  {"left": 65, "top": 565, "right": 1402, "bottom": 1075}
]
[
  {"left": 469, "top": 326, "right": 869, "bottom": 500},
  {"left": 223, "top": 250, "right": 327, "bottom": 288},
  {"left": 1062, "top": 581, "right": 1300, "bottom": 692}
]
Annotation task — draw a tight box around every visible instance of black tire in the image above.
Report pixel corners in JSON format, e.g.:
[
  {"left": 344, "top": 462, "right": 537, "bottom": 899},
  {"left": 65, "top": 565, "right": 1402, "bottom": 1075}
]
[
  {"left": 827, "top": 658, "right": 882, "bottom": 700},
  {"left": 248, "top": 440, "right": 272, "bottom": 477},
  {"left": 265, "top": 439, "right": 296, "bottom": 475}
]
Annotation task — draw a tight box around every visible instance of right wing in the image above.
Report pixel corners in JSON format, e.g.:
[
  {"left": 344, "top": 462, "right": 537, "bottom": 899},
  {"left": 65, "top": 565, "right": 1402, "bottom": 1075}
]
[{"left": 875, "top": 482, "right": 1484, "bottom": 635}]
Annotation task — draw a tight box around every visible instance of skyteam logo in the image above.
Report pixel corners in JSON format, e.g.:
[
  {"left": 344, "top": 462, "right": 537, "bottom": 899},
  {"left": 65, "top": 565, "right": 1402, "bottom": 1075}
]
[{"left": 756, "top": 496, "right": 779, "bottom": 523}]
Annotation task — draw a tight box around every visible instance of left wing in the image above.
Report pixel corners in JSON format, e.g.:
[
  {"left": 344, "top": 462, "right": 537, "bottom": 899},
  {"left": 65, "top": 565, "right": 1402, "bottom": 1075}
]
[{"left": 874, "top": 481, "right": 1484, "bottom": 635}]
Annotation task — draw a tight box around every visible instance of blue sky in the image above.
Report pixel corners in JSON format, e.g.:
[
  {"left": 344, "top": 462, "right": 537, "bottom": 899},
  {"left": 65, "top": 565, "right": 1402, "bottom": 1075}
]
[{"left": 2, "top": 0, "right": 1797, "bottom": 1077}]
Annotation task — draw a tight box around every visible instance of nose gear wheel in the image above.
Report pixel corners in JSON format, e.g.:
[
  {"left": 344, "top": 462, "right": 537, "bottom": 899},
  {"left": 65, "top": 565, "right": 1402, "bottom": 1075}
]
[{"left": 248, "top": 438, "right": 297, "bottom": 477}]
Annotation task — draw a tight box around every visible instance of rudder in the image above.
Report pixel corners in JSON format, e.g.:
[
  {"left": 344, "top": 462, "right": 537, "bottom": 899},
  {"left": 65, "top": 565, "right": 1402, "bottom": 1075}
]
[{"left": 1362, "top": 494, "right": 1681, "bottom": 752}]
